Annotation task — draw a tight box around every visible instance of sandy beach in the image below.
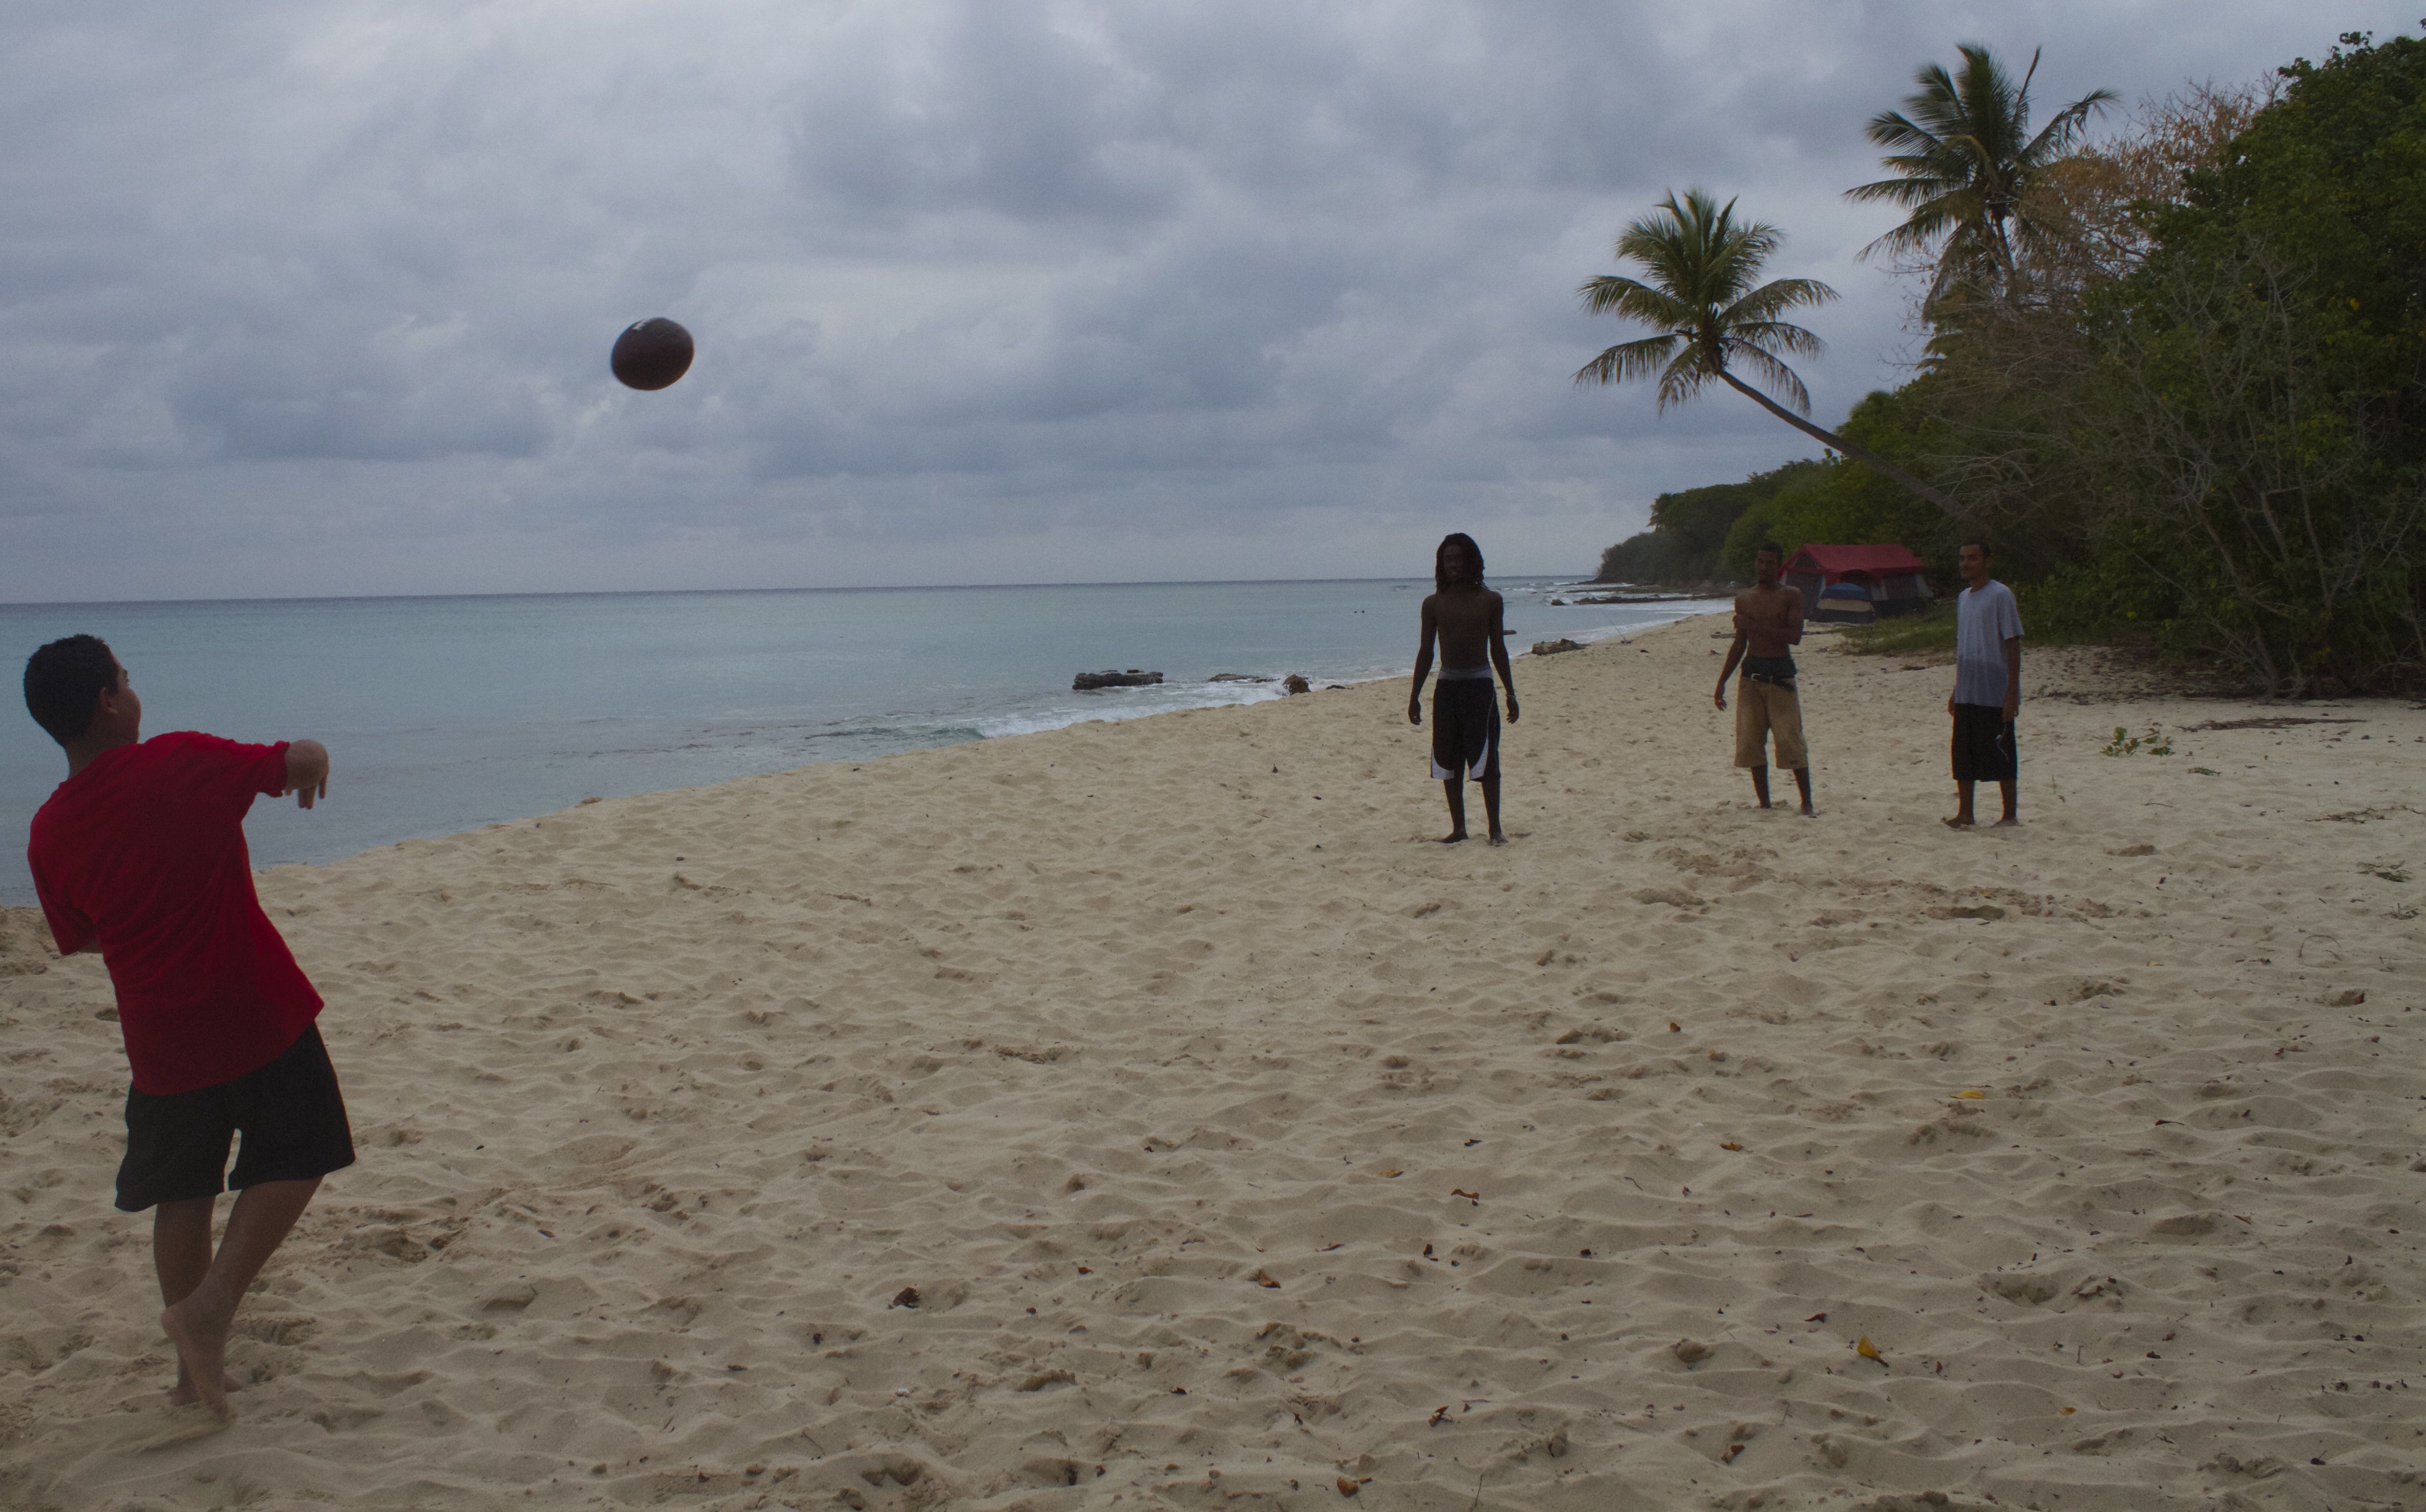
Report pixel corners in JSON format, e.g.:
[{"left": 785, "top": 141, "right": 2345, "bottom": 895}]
[{"left": 3, "top": 613, "right": 2422, "bottom": 1512}]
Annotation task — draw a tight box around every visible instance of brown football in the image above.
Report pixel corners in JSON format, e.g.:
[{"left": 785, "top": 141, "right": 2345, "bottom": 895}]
[{"left": 610, "top": 318, "right": 694, "bottom": 391}]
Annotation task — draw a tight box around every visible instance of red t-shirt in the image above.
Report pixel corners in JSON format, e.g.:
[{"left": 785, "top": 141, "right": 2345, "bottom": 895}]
[{"left": 27, "top": 731, "right": 323, "bottom": 1095}]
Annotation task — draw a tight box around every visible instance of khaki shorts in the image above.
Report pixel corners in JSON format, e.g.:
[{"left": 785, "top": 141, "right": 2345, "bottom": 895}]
[{"left": 1734, "top": 677, "right": 1808, "bottom": 770}]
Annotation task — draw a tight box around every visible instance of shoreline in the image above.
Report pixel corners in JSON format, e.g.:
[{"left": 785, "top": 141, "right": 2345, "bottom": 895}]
[
  {"left": 0, "top": 584, "right": 1721, "bottom": 909},
  {"left": 4, "top": 616, "right": 2420, "bottom": 1511}
]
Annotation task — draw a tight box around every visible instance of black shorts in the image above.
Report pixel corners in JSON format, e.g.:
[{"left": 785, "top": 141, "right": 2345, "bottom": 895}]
[
  {"left": 1430, "top": 676, "right": 1501, "bottom": 781},
  {"left": 1951, "top": 702, "right": 2018, "bottom": 783},
  {"left": 115, "top": 1022, "right": 355, "bottom": 1212}
]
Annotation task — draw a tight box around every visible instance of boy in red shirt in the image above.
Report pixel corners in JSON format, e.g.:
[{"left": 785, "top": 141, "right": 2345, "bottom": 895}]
[{"left": 23, "top": 634, "right": 350, "bottom": 1420}]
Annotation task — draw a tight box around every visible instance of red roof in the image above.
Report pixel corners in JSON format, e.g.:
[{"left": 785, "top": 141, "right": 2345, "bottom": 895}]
[{"left": 1785, "top": 543, "right": 1928, "bottom": 578}]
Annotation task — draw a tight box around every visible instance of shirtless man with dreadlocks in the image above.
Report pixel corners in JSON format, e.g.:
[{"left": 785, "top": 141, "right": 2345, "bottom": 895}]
[{"left": 1408, "top": 533, "right": 1519, "bottom": 844}]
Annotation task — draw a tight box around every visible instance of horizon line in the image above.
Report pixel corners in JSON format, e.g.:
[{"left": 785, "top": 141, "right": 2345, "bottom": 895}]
[{"left": 0, "top": 573, "right": 1602, "bottom": 612}]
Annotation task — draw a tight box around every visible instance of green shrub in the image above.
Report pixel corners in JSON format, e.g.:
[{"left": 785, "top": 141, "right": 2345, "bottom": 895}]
[{"left": 1838, "top": 601, "right": 1956, "bottom": 655}]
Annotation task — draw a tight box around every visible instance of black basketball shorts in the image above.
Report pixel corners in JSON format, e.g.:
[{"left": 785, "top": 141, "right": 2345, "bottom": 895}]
[
  {"left": 1951, "top": 702, "right": 2019, "bottom": 783},
  {"left": 114, "top": 1021, "right": 355, "bottom": 1212},
  {"left": 1431, "top": 676, "right": 1501, "bottom": 782}
]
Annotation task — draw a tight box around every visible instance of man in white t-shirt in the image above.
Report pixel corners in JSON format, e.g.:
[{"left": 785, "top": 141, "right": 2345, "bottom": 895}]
[{"left": 1946, "top": 540, "right": 2022, "bottom": 828}]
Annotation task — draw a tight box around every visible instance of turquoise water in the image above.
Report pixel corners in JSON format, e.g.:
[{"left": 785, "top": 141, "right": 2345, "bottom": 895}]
[{"left": 1, "top": 579, "right": 1721, "bottom": 906}]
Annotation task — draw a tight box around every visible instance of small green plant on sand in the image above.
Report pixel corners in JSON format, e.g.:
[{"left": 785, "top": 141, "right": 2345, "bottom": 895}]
[
  {"left": 2102, "top": 725, "right": 2174, "bottom": 757},
  {"left": 2366, "top": 864, "right": 2411, "bottom": 883},
  {"left": 2188, "top": 765, "right": 2219, "bottom": 775}
]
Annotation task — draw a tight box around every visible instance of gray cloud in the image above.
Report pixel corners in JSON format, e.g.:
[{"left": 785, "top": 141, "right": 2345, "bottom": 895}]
[{"left": 2, "top": 1, "right": 2415, "bottom": 599}]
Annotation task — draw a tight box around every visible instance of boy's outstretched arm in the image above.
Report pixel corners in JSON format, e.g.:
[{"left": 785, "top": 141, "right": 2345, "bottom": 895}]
[
  {"left": 283, "top": 740, "right": 330, "bottom": 809},
  {"left": 1408, "top": 600, "right": 1436, "bottom": 725}
]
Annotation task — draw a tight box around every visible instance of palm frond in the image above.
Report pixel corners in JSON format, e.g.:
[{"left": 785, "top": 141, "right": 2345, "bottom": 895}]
[
  {"left": 1722, "top": 343, "right": 1814, "bottom": 415},
  {"left": 1729, "top": 319, "right": 1828, "bottom": 362},
  {"left": 1721, "top": 277, "right": 1839, "bottom": 326},
  {"left": 1577, "top": 273, "right": 1690, "bottom": 326},
  {"left": 1855, "top": 192, "right": 1981, "bottom": 262},
  {"left": 1613, "top": 189, "right": 1761, "bottom": 306},
  {"left": 1955, "top": 45, "right": 2025, "bottom": 159},
  {"left": 1862, "top": 108, "right": 1942, "bottom": 156},
  {"left": 2015, "top": 88, "right": 2118, "bottom": 167},
  {"left": 1573, "top": 334, "right": 1683, "bottom": 388},
  {"left": 1654, "top": 346, "right": 1719, "bottom": 412},
  {"left": 1868, "top": 65, "right": 1964, "bottom": 145},
  {"left": 1717, "top": 216, "right": 1784, "bottom": 265},
  {"left": 1845, "top": 165, "right": 1960, "bottom": 207}
]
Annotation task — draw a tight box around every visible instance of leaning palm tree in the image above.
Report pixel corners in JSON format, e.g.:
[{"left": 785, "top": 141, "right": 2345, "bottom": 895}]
[
  {"left": 1847, "top": 45, "right": 2114, "bottom": 310},
  {"left": 1574, "top": 188, "right": 1957, "bottom": 516}
]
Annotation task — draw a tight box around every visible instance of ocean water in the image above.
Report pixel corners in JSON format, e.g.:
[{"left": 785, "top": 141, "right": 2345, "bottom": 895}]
[{"left": 0, "top": 579, "right": 1722, "bottom": 906}]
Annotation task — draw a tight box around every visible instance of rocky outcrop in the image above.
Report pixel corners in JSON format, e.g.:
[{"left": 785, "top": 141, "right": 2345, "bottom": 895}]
[
  {"left": 1531, "top": 638, "right": 1585, "bottom": 656},
  {"left": 1073, "top": 669, "right": 1163, "bottom": 690},
  {"left": 1283, "top": 675, "right": 1311, "bottom": 695}
]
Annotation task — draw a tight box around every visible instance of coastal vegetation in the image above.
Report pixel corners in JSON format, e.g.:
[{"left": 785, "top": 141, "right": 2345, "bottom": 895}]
[
  {"left": 1584, "top": 28, "right": 2426, "bottom": 696},
  {"left": 1572, "top": 190, "right": 1958, "bottom": 515},
  {"left": 1845, "top": 45, "right": 2115, "bottom": 317},
  {"left": 1835, "top": 600, "right": 1956, "bottom": 657}
]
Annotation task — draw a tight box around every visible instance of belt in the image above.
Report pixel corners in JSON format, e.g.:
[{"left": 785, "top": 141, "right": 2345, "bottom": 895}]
[{"left": 1742, "top": 655, "right": 1796, "bottom": 689}]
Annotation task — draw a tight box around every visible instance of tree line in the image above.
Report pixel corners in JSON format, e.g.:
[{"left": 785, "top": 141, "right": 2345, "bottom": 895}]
[{"left": 1581, "top": 28, "right": 2426, "bottom": 696}]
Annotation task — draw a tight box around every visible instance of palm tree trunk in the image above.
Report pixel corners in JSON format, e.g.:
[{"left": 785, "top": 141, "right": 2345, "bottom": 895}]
[{"left": 1717, "top": 369, "right": 1962, "bottom": 518}]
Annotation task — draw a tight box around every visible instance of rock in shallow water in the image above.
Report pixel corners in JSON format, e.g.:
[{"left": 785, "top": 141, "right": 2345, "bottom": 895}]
[{"left": 1072, "top": 669, "right": 1163, "bottom": 690}]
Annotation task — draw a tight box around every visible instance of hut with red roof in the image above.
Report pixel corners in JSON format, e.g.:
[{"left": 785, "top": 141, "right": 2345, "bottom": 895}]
[{"left": 1783, "top": 544, "right": 1933, "bottom": 623}]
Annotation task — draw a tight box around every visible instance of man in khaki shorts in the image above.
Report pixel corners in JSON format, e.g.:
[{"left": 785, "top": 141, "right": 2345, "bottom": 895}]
[{"left": 1713, "top": 542, "right": 1813, "bottom": 815}]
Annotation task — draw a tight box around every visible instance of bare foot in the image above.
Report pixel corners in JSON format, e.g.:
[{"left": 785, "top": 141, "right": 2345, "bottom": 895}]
[
  {"left": 167, "top": 1370, "right": 241, "bottom": 1408},
  {"left": 1943, "top": 814, "right": 1975, "bottom": 829},
  {"left": 1437, "top": 832, "right": 1468, "bottom": 844},
  {"left": 1991, "top": 815, "right": 2020, "bottom": 827},
  {"left": 162, "top": 1289, "right": 236, "bottom": 1420},
  {"left": 1799, "top": 804, "right": 1816, "bottom": 818},
  {"left": 1488, "top": 834, "right": 1509, "bottom": 846}
]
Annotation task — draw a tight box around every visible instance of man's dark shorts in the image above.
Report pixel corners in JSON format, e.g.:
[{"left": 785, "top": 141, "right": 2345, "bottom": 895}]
[
  {"left": 115, "top": 1022, "right": 354, "bottom": 1212},
  {"left": 1951, "top": 702, "right": 2018, "bottom": 783},
  {"left": 1430, "top": 675, "right": 1501, "bottom": 782}
]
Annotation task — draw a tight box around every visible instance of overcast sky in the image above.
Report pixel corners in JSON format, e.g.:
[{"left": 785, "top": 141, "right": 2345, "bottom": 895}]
[{"left": 1, "top": 2, "right": 2410, "bottom": 600}]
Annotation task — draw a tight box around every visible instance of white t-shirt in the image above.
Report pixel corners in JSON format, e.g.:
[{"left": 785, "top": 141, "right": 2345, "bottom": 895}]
[{"left": 1953, "top": 580, "right": 2023, "bottom": 707}]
